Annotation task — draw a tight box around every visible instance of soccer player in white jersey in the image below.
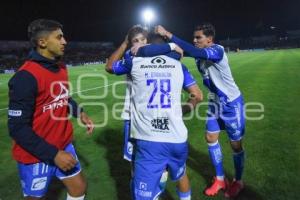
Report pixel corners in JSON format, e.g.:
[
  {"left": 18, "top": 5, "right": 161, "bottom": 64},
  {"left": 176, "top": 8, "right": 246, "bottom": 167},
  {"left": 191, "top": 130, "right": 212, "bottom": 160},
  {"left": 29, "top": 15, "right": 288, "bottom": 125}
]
[
  {"left": 154, "top": 23, "right": 246, "bottom": 198},
  {"left": 106, "top": 25, "right": 148, "bottom": 164},
  {"left": 106, "top": 33, "right": 203, "bottom": 200},
  {"left": 106, "top": 26, "right": 183, "bottom": 195}
]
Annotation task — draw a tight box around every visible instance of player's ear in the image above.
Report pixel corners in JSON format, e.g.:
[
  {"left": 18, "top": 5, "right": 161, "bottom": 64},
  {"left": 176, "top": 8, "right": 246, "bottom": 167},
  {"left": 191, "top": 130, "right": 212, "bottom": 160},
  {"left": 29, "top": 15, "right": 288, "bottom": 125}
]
[
  {"left": 37, "top": 37, "right": 47, "bottom": 49},
  {"left": 208, "top": 36, "right": 213, "bottom": 43}
]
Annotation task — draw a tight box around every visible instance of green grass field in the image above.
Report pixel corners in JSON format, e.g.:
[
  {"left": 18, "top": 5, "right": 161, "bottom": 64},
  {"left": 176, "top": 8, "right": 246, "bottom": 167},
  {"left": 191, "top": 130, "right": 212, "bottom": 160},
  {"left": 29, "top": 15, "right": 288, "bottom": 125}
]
[{"left": 1, "top": 49, "right": 300, "bottom": 200}]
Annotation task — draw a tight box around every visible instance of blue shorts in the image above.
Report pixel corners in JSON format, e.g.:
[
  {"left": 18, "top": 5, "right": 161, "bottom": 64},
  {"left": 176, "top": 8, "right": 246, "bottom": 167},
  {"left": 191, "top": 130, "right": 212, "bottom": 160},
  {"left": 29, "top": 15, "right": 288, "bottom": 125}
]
[
  {"left": 123, "top": 120, "right": 135, "bottom": 162},
  {"left": 206, "top": 95, "right": 245, "bottom": 141},
  {"left": 133, "top": 140, "right": 188, "bottom": 200},
  {"left": 17, "top": 143, "right": 81, "bottom": 197}
]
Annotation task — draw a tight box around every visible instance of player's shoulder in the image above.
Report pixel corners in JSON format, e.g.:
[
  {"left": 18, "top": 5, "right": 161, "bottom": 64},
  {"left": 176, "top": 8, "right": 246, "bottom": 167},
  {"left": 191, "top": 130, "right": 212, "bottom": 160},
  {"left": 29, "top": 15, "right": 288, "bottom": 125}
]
[{"left": 211, "top": 44, "right": 224, "bottom": 51}]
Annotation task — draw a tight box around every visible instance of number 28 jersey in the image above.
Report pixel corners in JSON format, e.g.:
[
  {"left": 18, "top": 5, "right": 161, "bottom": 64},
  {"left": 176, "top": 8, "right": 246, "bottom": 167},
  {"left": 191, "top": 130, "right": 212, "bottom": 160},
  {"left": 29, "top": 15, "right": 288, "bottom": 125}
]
[{"left": 113, "top": 53, "right": 196, "bottom": 143}]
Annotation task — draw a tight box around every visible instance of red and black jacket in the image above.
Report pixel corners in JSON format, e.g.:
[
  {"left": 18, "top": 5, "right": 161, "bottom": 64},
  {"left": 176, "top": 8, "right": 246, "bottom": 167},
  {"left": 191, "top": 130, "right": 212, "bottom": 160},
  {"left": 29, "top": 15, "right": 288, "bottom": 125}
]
[{"left": 8, "top": 50, "right": 82, "bottom": 164}]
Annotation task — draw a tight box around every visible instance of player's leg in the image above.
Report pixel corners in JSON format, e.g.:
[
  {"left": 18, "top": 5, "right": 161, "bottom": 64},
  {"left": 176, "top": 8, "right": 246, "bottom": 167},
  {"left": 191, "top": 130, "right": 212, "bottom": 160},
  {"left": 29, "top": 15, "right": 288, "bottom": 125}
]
[
  {"left": 61, "top": 172, "right": 87, "bottom": 200},
  {"left": 57, "top": 143, "right": 86, "bottom": 200},
  {"left": 168, "top": 142, "right": 191, "bottom": 200},
  {"left": 176, "top": 173, "right": 191, "bottom": 200},
  {"left": 222, "top": 97, "right": 245, "bottom": 198},
  {"left": 132, "top": 140, "right": 167, "bottom": 200},
  {"left": 204, "top": 103, "right": 226, "bottom": 196},
  {"left": 17, "top": 162, "right": 54, "bottom": 200}
]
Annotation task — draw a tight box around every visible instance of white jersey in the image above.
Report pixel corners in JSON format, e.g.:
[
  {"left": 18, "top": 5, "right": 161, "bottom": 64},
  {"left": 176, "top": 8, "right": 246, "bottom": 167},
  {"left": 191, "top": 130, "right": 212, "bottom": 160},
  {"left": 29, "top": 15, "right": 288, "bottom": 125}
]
[
  {"left": 196, "top": 45, "right": 241, "bottom": 103},
  {"left": 121, "top": 75, "right": 131, "bottom": 120},
  {"left": 113, "top": 53, "right": 196, "bottom": 143}
]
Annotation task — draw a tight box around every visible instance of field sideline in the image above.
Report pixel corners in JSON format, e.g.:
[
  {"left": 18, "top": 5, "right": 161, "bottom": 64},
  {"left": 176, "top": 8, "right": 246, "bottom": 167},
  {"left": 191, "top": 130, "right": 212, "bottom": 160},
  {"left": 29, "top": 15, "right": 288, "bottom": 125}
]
[{"left": 0, "top": 49, "right": 300, "bottom": 200}]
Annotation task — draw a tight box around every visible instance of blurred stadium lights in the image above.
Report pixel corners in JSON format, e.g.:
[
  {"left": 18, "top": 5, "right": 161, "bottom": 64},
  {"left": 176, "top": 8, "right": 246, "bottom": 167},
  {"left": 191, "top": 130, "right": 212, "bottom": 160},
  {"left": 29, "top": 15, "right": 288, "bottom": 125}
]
[{"left": 142, "top": 8, "right": 156, "bottom": 30}]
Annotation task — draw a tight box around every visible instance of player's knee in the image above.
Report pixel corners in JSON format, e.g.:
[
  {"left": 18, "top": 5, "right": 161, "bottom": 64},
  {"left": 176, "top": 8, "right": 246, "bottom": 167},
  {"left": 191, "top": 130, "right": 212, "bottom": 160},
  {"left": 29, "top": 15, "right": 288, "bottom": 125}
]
[
  {"left": 67, "top": 177, "right": 87, "bottom": 196},
  {"left": 230, "top": 140, "right": 243, "bottom": 153},
  {"left": 205, "top": 133, "right": 219, "bottom": 143}
]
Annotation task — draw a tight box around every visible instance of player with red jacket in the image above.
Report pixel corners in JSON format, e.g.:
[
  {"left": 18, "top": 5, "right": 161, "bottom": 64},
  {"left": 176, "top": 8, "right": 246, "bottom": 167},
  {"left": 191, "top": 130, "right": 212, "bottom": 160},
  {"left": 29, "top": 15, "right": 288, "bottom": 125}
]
[{"left": 7, "top": 19, "right": 94, "bottom": 200}]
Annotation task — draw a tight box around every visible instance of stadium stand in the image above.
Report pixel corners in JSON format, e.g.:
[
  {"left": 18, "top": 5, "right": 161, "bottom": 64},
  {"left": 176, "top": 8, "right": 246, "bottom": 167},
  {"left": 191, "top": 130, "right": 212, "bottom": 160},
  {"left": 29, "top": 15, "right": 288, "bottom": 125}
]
[
  {"left": 220, "top": 30, "right": 300, "bottom": 52},
  {"left": 0, "top": 41, "right": 115, "bottom": 73}
]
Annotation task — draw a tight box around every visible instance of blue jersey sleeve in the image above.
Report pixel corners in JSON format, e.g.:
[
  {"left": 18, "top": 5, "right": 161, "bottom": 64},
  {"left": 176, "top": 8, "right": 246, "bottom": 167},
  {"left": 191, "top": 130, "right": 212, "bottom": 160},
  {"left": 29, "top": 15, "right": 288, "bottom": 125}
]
[
  {"left": 182, "top": 64, "right": 196, "bottom": 89},
  {"left": 135, "top": 44, "right": 171, "bottom": 57},
  {"left": 112, "top": 51, "right": 133, "bottom": 75},
  {"left": 171, "top": 35, "right": 224, "bottom": 62}
]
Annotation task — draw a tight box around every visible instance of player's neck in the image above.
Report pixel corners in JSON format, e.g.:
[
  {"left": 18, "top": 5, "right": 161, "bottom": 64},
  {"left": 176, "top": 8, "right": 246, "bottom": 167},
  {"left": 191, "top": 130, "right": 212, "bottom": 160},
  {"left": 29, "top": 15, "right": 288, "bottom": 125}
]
[
  {"left": 206, "top": 42, "right": 214, "bottom": 48},
  {"left": 36, "top": 48, "right": 56, "bottom": 60}
]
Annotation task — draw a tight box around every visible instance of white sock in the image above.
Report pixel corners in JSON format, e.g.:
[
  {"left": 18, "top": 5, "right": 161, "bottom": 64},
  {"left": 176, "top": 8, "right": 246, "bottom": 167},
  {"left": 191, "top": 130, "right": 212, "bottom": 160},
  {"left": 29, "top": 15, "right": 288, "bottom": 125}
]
[
  {"left": 66, "top": 193, "right": 85, "bottom": 200},
  {"left": 216, "top": 176, "right": 224, "bottom": 181}
]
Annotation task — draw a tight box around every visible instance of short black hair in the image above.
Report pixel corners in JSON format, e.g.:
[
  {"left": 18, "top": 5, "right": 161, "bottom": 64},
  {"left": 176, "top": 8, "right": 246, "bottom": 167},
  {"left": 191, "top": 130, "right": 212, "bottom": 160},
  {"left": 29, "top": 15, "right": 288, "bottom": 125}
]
[
  {"left": 28, "top": 19, "right": 63, "bottom": 47},
  {"left": 194, "top": 23, "right": 216, "bottom": 39},
  {"left": 148, "top": 32, "right": 168, "bottom": 44},
  {"left": 127, "top": 25, "right": 148, "bottom": 46}
]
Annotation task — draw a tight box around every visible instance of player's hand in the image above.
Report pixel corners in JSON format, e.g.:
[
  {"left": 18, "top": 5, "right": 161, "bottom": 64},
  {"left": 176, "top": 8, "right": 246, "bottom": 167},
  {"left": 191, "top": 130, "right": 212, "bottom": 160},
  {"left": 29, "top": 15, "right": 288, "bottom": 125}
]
[
  {"left": 174, "top": 44, "right": 184, "bottom": 58},
  {"left": 123, "top": 35, "right": 129, "bottom": 47},
  {"left": 155, "top": 25, "right": 172, "bottom": 39},
  {"left": 54, "top": 150, "right": 77, "bottom": 171},
  {"left": 80, "top": 112, "right": 94, "bottom": 135},
  {"left": 130, "top": 43, "right": 147, "bottom": 56}
]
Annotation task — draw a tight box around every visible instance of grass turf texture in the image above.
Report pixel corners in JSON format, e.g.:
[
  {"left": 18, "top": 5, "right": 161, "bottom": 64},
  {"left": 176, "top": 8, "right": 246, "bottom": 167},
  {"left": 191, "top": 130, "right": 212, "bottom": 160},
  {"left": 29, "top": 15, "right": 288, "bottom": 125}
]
[{"left": 0, "top": 49, "right": 300, "bottom": 199}]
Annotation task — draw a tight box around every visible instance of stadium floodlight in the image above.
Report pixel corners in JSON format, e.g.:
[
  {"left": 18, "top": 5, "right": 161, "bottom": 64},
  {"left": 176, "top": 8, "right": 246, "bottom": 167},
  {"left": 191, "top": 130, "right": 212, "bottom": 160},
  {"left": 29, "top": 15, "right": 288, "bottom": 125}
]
[{"left": 142, "top": 8, "right": 156, "bottom": 30}]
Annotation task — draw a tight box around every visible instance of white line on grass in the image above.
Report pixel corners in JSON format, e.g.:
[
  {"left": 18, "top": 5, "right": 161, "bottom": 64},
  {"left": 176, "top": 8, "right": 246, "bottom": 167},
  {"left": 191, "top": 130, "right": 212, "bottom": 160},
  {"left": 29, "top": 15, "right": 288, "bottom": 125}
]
[{"left": 0, "top": 67, "right": 199, "bottom": 111}]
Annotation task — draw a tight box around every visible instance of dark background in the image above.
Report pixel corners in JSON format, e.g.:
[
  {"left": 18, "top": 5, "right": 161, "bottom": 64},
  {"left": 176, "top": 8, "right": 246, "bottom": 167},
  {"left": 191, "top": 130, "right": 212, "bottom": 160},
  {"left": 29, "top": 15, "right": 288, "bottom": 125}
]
[{"left": 1, "top": 0, "right": 299, "bottom": 43}]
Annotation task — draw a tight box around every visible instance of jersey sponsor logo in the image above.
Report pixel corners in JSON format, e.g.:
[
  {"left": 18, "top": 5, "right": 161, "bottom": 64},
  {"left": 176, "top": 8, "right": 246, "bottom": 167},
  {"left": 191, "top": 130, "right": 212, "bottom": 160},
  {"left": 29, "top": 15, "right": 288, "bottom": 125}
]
[
  {"left": 8, "top": 110, "right": 22, "bottom": 117},
  {"left": 151, "top": 117, "right": 169, "bottom": 131},
  {"left": 31, "top": 177, "right": 47, "bottom": 191},
  {"left": 43, "top": 82, "right": 69, "bottom": 112},
  {"left": 140, "top": 57, "right": 175, "bottom": 69},
  {"left": 151, "top": 57, "right": 166, "bottom": 64}
]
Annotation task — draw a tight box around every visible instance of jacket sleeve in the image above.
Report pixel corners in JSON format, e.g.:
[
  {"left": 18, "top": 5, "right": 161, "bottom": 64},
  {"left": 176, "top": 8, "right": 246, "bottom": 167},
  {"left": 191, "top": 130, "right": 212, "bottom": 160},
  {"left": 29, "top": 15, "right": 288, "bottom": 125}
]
[{"left": 7, "top": 70, "right": 58, "bottom": 163}]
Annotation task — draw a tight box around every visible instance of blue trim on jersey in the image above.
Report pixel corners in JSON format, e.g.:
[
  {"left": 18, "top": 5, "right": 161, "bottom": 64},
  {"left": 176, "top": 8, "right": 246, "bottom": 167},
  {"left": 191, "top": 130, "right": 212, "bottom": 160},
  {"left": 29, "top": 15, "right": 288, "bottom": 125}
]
[
  {"left": 171, "top": 35, "right": 224, "bottom": 62},
  {"left": 112, "top": 57, "right": 133, "bottom": 75},
  {"left": 182, "top": 64, "right": 196, "bottom": 89}
]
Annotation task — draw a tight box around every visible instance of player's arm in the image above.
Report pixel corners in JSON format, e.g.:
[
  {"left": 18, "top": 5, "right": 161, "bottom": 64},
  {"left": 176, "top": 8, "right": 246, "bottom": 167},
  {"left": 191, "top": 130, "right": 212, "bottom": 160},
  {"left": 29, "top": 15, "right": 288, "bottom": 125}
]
[
  {"left": 7, "top": 71, "right": 59, "bottom": 163},
  {"left": 171, "top": 35, "right": 224, "bottom": 62},
  {"left": 68, "top": 97, "right": 83, "bottom": 118},
  {"left": 68, "top": 98, "right": 94, "bottom": 135},
  {"left": 8, "top": 71, "right": 77, "bottom": 171},
  {"left": 155, "top": 25, "right": 223, "bottom": 62},
  {"left": 181, "top": 64, "right": 203, "bottom": 114},
  {"left": 106, "top": 37, "right": 129, "bottom": 73},
  {"left": 106, "top": 52, "right": 133, "bottom": 75}
]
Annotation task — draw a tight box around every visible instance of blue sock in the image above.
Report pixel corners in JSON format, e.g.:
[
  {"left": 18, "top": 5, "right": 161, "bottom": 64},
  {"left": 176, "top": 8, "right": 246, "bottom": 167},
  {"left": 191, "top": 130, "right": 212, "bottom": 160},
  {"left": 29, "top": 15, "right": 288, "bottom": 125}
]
[
  {"left": 208, "top": 141, "right": 224, "bottom": 178},
  {"left": 233, "top": 150, "right": 245, "bottom": 180},
  {"left": 176, "top": 188, "right": 191, "bottom": 200}
]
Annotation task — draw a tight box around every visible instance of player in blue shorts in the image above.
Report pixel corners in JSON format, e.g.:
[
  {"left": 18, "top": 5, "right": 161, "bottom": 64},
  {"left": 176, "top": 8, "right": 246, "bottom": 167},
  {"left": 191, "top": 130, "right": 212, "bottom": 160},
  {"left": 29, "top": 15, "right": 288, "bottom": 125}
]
[
  {"left": 106, "top": 26, "right": 182, "bottom": 195},
  {"left": 152, "top": 23, "right": 246, "bottom": 198},
  {"left": 106, "top": 33, "right": 203, "bottom": 200}
]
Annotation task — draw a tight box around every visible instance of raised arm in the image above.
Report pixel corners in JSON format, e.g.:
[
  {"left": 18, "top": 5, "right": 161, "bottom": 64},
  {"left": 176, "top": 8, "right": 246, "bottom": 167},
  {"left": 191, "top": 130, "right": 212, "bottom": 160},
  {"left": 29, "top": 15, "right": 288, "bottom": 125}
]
[
  {"left": 155, "top": 25, "right": 223, "bottom": 62},
  {"left": 105, "top": 36, "right": 129, "bottom": 73},
  {"left": 181, "top": 64, "right": 203, "bottom": 114}
]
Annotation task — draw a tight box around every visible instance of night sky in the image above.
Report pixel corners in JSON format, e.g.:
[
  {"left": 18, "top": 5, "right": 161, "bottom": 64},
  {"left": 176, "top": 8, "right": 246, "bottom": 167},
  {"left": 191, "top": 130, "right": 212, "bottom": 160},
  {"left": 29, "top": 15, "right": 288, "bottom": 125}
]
[{"left": 1, "top": 0, "right": 299, "bottom": 44}]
